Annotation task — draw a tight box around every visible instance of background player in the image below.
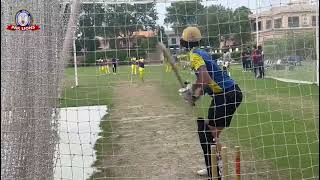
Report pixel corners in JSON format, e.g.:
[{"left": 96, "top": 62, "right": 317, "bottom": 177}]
[
  {"left": 179, "top": 26, "right": 243, "bottom": 179},
  {"left": 131, "top": 56, "right": 138, "bottom": 75},
  {"left": 138, "top": 57, "right": 145, "bottom": 82},
  {"left": 112, "top": 57, "right": 118, "bottom": 74},
  {"left": 98, "top": 58, "right": 106, "bottom": 74},
  {"left": 105, "top": 57, "right": 111, "bottom": 74}
]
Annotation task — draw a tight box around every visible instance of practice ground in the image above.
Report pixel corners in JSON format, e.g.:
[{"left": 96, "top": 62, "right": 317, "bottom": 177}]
[
  {"left": 266, "top": 61, "right": 317, "bottom": 83},
  {"left": 61, "top": 64, "right": 319, "bottom": 180}
]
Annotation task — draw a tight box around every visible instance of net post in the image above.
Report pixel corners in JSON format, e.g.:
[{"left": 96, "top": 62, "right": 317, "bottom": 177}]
[
  {"left": 255, "top": 0, "right": 260, "bottom": 47},
  {"left": 211, "top": 145, "right": 218, "bottom": 179},
  {"left": 222, "top": 146, "right": 228, "bottom": 180},
  {"left": 315, "top": 0, "right": 319, "bottom": 86},
  {"left": 235, "top": 146, "right": 241, "bottom": 180},
  {"left": 73, "top": 37, "right": 79, "bottom": 87}
]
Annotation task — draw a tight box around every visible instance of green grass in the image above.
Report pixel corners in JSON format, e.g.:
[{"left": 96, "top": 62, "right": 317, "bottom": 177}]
[
  {"left": 62, "top": 64, "right": 319, "bottom": 180},
  {"left": 266, "top": 61, "right": 317, "bottom": 82}
]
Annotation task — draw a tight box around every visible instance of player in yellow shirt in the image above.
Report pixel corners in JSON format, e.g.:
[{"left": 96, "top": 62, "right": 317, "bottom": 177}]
[
  {"left": 105, "top": 58, "right": 111, "bottom": 74},
  {"left": 165, "top": 56, "right": 172, "bottom": 72},
  {"left": 138, "top": 57, "right": 145, "bottom": 82},
  {"left": 130, "top": 57, "right": 137, "bottom": 75},
  {"left": 179, "top": 26, "right": 243, "bottom": 179},
  {"left": 98, "top": 58, "right": 106, "bottom": 74}
]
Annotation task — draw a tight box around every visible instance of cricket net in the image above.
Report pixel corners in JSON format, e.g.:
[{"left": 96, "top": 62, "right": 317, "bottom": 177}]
[{"left": 1, "top": 0, "right": 78, "bottom": 179}]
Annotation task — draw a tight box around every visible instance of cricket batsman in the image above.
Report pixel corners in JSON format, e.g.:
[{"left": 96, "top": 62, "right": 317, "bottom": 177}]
[{"left": 179, "top": 26, "right": 243, "bottom": 179}]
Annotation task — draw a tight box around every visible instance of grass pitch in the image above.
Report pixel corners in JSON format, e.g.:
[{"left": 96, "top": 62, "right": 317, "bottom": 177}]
[{"left": 61, "top": 64, "right": 319, "bottom": 179}]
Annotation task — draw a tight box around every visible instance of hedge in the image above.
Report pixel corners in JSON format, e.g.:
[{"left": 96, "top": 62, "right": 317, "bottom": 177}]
[
  {"left": 78, "top": 49, "right": 242, "bottom": 67},
  {"left": 263, "top": 32, "right": 316, "bottom": 60},
  {"left": 211, "top": 51, "right": 241, "bottom": 61}
]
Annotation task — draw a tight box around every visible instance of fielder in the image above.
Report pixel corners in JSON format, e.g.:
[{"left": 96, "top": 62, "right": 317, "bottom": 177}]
[
  {"left": 179, "top": 26, "right": 243, "bottom": 179},
  {"left": 130, "top": 56, "right": 138, "bottom": 75},
  {"left": 98, "top": 58, "right": 106, "bottom": 74},
  {"left": 138, "top": 57, "right": 145, "bottom": 82},
  {"left": 106, "top": 58, "right": 111, "bottom": 74}
]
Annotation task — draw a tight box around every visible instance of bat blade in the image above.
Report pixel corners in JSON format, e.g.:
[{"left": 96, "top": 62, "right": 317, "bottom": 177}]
[{"left": 157, "top": 42, "right": 185, "bottom": 88}]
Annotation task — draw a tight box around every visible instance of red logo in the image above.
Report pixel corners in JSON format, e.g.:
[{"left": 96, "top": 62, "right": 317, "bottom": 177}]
[{"left": 6, "top": 10, "right": 40, "bottom": 31}]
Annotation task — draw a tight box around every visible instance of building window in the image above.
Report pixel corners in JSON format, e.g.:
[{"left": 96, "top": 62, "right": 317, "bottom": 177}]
[
  {"left": 171, "top": 38, "right": 176, "bottom": 45},
  {"left": 302, "top": 16, "right": 308, "bottom": 26},
  {"left": 312, "top": 16, "right": 317, "bottom": 26},
  {"left": 266, "top": 20, "right": 272, "bottom": 29},
  {"left": 258, "top": 21, "right": 262, "bottom": 31},
  {"left": 253, "top": 21, "right": 262, "bottom": 31},
  {"left": 274, "top": 18, "right": 282, "bottom": 28},
  {"left": 288, "top": 16, "right": 300, "bottom": 27}
]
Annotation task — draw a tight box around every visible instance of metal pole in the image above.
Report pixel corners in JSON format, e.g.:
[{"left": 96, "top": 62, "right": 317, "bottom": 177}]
[
  {"left": 73, "top": 37, "right": 79, "bottom": 87},
  {"left": 256, "top": 0, "right": 259, "bottom": 47},
  {"left": 160, "top": 28, "right": 163, "bottom": 43},
  {"left": 316, "top": 0, "right": 319, "bottom": 85}
]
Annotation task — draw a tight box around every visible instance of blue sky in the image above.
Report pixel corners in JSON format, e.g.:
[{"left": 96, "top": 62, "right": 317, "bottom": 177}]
[{"left": 155, "top": 0, "right": 292, "bottom": 28}]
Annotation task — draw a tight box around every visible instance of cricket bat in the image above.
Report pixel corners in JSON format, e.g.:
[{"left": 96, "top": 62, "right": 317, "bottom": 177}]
[
  {"left": 156, "top": 42, "right": 195, "bottom": 106},
  {"left": 157, "top": 42, "right": 186, "bottom": 89}
]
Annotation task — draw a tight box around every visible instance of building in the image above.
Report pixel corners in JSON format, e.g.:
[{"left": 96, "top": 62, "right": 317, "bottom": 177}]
[
  {"left": 219, "top": 36, "right": 236, "bottom": 49},
  {"left": 249, "top": 0, "right": 317, "bottom": 45},
  {"left": 165, "top": 30, "right": 180, "bottom": 49}
]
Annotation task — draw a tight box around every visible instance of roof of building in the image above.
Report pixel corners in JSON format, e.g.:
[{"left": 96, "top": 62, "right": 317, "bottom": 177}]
[
  {"left": 132, "top": 31, "right": 156, "bottom": 38},
  {"left": 249, "top": 2, "right": 317, "bottom": 18},
  {"left": 116, "top": 31, "right": 156, "bottom": 39}
]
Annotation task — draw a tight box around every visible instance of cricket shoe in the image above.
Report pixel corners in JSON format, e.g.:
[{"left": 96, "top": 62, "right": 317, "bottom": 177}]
[
  {"left": 196, "top": 155, "right": 223, "bottom": 179},
  {"left": 196, "top": 168, "right": 207, "bottom": 176}
]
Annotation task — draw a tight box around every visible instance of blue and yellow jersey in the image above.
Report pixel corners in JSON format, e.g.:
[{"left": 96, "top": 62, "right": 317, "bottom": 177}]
[
  {"left": 189, "top": 48, "right": 235, "bottom": 94},
  {"left": 138, "top": 58, "right": 145, "bottom": 68}
]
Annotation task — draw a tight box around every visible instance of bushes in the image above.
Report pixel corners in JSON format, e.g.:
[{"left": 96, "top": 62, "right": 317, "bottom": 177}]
[
  {"left": 231, "top": 51, "right": 241, "bottom": 61},
  {"left": 211, "top": 51, "right": 241, "bottom": 61},
  {"left": 211, "top": 53, "right": 223, "bottom": 60},
  {"left": 79, "top": 48, "right": 242, "bottom": 67},
  {"left": 83, "top": 50, "right": 148, "bottom": 65}
]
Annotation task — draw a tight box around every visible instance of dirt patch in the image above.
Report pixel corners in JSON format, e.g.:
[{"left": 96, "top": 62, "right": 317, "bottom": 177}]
[{"left": 100, "top": 82, "right": 281, "bottom": 180}]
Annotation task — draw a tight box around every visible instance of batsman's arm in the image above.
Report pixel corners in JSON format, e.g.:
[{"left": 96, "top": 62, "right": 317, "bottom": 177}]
[{"left": 193, "top": 66, "right": 214, "bottom": 97}]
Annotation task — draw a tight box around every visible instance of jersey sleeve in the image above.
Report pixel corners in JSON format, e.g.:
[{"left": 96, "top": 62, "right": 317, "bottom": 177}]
[{"left": 189, "top": 53, "right": 205, "bottom": 71}]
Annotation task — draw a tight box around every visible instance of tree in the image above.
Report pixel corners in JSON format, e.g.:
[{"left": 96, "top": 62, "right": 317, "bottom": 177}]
[
  {"left": 156, "top": 25, "right": 168, "bottom": 46},
  {"left": 232, "top": 6, "right": 252, "bottom": 46},
  {"left": 102, "top": 3, "right": 158, "bottom": 38},
  {"left": 164, "top": 3, "right": 252, "bottom": 48},
  {"left": 164, "top": 1, "right": 204, "bottom": 34},
  {"left": 198, "top": 5, "right": 234, "bottom": 47},
  {"left": 75, "top": 3, "right": 158, "bottom": 63},
  {"left": 264, "top": 32, "right": 316, "bottom": 60}
]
